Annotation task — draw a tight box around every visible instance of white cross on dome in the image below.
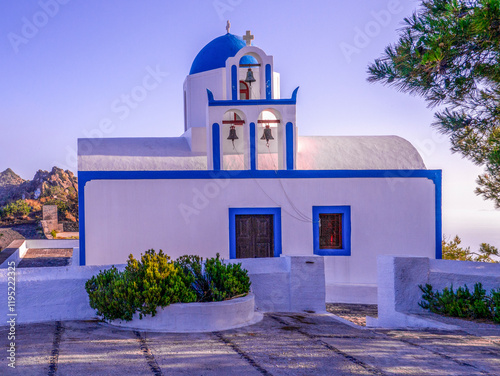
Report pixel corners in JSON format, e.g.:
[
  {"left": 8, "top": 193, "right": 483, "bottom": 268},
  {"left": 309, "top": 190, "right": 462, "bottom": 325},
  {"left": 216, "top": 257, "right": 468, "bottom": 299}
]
[{"left": 243, "top": 30, "right": 254, "bottom": 46}]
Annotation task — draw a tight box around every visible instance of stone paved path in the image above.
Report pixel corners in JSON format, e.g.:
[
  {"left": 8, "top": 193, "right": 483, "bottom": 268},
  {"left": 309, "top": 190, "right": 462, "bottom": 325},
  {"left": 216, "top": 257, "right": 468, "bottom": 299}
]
[
  {"left": 326, "top": 303, "right": 378, "bottom": 326},
  {"left": 1, "top": 313, "right": 499, "bottom": 375}
]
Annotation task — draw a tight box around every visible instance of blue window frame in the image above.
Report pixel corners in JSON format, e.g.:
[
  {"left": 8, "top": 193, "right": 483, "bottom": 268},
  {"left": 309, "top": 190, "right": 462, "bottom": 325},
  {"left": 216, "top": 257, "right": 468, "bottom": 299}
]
[
  {"left": 229, "top": 207, "right": 282, "bottom": 259},
  {"left": 313, "top": 206, "right": 351, "bottom": 256}
]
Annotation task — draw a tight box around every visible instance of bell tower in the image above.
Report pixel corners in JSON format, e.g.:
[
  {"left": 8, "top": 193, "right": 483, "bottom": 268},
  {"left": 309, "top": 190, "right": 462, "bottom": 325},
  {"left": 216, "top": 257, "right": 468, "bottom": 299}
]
[{"left": 182, "top": 27, "right": 298, "bottom": 171}]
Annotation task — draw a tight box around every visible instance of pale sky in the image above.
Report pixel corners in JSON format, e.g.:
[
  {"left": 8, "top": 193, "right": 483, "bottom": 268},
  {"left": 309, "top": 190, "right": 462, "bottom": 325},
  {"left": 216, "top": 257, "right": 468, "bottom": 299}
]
[{"left": 1, "top": 0, "right": 499, "bottom": 250}]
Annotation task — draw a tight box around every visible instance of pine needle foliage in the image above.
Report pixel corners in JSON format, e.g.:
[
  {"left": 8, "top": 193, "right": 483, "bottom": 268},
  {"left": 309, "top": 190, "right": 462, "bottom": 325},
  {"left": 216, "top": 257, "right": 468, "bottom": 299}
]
[
  {"left": 442, "top": 235, "right": 499, "bottom": 262},
  {"left": 368, "top": 0, "right": 500, "bottom": 207}
]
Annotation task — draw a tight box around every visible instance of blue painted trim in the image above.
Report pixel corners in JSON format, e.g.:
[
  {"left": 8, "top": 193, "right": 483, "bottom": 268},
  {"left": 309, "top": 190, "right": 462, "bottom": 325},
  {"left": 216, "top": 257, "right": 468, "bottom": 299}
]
[
  {"left": 77, "top": 169, "right": 442, "bottom": 265},
  {"left": 265, "top": 64, "right": 272, "bottom": 99},
  {"left": 78, "top": 179, "right": 86, "bottom": 266},
  {"left": 286, "top": 122, "right": 294, "bottom": 170},
  {"left": 78, "top": 169, "right": 441, "bottom": 182},
  {"left": 313, "top": 206, "right": 351, "bottom": 256},
  {"left": 208, "top": 87, "right": 299, "bottom": 107},
  {"left": 231, "top": 65, "right": 238, "bottom": 100},
  {"left": 250, "top": 122, "right": 256, "bottom": 170},
  {"left": 435, "top": 172, "right": 443, "bottom": 259},
  {"left": 207, "top": 89, "right": 214, "bottom": 102},
  {"left": 212, "top": 123, "right": 221, "bottom": 170},
  {"left": 229, "top": 207, "right": 282, "bottom": 259}
]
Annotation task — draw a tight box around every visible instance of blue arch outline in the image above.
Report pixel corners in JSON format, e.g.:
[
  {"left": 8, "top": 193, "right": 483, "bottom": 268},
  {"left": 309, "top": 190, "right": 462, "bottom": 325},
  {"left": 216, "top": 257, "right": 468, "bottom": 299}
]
[
  {"left": 212, "top": 123, "right": 221, "bottom": 171},
  {"left": 286, "top": 122, "right": 294, "bottom": 170},
  {"left": 231, "top": 65, "right": 238, "bottom": 100},
  {"left": 265, "top": 64, "right": 272, "bottom": 99},
  {"left": 250, "top": 122, "right": 256, "bottom": 170}
]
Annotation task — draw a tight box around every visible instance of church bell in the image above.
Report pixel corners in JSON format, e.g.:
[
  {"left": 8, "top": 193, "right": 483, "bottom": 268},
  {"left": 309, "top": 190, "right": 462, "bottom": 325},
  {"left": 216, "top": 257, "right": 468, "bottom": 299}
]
[
  {"left": 227, "top": 125, "right": 239, "bottom": 149},
  {"left": 260, "top": 125, "right": 274, "bottom": 146},
  {"left": 245, "top": 68, "right": 256, "bottom": 86}
]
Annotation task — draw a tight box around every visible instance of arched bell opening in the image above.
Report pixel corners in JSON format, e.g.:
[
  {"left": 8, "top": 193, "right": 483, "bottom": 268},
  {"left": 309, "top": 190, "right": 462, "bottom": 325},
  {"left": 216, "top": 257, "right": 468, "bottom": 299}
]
[
  {"left": 257, "top": 109, "right": 281, "bottom": 170},
  {"left": 222, "top": 109, "right": 246, "bottom": 170},
  {"left": 239, "top": 54, "right": 261, "bottom": 100},
  {"left": 239, "top": 81, "right": 250, "bottom": 100}
]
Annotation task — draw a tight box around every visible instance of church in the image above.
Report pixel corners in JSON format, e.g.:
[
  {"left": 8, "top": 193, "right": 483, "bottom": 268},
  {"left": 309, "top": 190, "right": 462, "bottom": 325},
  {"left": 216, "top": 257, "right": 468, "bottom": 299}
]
[{"left": 78, "top": 26, "right": 442, "bottom": 303}]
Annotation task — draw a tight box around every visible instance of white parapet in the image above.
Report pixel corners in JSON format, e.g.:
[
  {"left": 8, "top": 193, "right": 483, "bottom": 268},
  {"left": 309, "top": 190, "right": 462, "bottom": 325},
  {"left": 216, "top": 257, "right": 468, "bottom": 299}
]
[{"left": 228, "top": 255, "right": 326, "bottom": 313}]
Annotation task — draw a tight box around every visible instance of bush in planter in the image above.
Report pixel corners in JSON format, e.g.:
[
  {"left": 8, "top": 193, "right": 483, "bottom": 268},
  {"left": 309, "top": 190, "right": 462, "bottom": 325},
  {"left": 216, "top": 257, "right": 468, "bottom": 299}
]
[
  {"left": 86, "top": 250, "right": 251, "bottom": 322},
  {"left": 125, "top": 249, "right": 196, "bottom": 318},
  {"left": 85, "top": 266, "right": 136, "bottom": 321},
  {"left": 175, "top": 253, "right": 251, "bottom": 302},
  {"left": 85, "top": 249, "right": 196, "bottom": 321}
]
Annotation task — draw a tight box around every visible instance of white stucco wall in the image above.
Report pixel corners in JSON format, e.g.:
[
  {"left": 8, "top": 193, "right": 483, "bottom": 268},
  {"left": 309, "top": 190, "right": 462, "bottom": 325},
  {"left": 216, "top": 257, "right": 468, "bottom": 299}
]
[
  {"left": 83, "top": 176, "right": 437, "bottom": 300},
  {"left": 185, "top": 68, "right": 225, "bottom": 129}
]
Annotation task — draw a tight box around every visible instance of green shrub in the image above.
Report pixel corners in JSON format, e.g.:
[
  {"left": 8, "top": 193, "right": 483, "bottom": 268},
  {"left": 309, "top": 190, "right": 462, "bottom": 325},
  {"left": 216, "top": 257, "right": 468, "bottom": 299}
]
[
  {"left": 44, "top": 198, "right": 69, "bottom": 214},
  {"left": 204, "top": 254, "right": 251, "bottom": 301},
  {"left": 491, "top": 289, "right": 500, "bottom": 324},
  {"left": 85, "top": 266, "right": 136, "bottom": 321},
  {"left": 175, "top": 255, "right": 210, "bottom": 301},
  {"left": 125, "top": 249, "right": 196, "bottom": 319},
  {"left": 419, "top": 283, "right": 500, "bottom": 323},
  {"left": 86, "top": 250, "right": 251, "bottom": 322},
  {"left": 176, "top": 253, "right": 251, "bottom": 302},
  {"left": 0, "top": 199, "right": 31, "bottom": 218}
]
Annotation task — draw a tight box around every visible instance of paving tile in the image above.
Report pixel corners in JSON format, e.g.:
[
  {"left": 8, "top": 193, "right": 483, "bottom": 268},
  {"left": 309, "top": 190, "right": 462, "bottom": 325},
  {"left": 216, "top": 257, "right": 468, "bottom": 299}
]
[
  {"left": 55, "top": 321, "right": 152, "bottom": 376},
  {"left": 0, "top": 322, "right": 54, "bottom": 376},
  {"left": 382, "top": 330, "right": 500, "bottom": 375},
  {"left": 220, "top": 315, "right": 375, "bottom": 376},
  {"left": 145, "top": 331, "right": 262, "bottom": 375},
  {"left": 0, "top": 313, "right": 499, "bottom": 375}
]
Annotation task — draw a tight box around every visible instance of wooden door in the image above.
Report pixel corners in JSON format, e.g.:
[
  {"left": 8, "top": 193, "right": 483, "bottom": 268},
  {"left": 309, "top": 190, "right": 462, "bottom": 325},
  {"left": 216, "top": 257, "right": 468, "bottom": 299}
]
[{"left": 235, "top": 215, "right": 274, "bottom": 258}]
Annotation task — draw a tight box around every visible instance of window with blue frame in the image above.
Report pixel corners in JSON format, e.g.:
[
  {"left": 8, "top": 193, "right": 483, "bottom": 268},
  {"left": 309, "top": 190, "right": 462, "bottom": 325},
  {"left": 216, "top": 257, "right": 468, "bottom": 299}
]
[{"left": 313, "top": 206, "right": 351, "bottom": 256}]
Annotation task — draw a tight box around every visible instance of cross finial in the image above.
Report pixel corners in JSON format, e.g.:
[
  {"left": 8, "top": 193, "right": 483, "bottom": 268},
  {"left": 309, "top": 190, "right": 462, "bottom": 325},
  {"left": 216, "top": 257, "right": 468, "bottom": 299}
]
[
  {"left": 226, "top": 20, "right": 231, "bottom": 34},
  {"left": 243, "top": 30, "right": 254, "bottom": 46}
]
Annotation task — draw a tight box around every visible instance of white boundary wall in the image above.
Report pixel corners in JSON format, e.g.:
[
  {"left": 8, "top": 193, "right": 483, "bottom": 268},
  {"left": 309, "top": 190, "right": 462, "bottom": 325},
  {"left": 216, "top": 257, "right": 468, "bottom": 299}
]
[
  {"left": 0, "top": 255, "right": 325, "bottom": 326},
  {"left": 369, "top": 256, "right": 500, "bottom": 329}
]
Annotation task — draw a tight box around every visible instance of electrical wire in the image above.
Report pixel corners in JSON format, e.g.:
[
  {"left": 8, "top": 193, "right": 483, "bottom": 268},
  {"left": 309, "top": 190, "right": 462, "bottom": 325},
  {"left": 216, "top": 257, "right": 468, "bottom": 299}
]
[{"left": 223, "top": 119, "right": 314, "bottom": 224}]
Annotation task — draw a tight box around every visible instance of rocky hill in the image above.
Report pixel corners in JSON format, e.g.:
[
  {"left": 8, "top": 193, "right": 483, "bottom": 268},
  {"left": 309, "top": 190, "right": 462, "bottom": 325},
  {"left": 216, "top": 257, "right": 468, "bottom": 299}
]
[
  {"left": 0, "top": 168, "right": 26, "bottom": 205},
  {"left": 0, "top": 167, "right": 78, "bottom": 223}
]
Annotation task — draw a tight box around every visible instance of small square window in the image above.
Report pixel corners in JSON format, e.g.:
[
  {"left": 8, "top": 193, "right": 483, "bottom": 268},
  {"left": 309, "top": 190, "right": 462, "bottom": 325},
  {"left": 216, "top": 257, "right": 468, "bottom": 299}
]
[{"left": 313, "top": 206, "right": 351, "bottom": 256}]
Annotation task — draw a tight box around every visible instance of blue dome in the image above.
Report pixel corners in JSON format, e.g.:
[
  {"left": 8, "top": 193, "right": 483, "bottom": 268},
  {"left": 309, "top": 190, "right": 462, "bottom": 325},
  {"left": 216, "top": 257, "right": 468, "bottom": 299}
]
[{"left": 190, "top": 33, "right": 258, "bottom": 75}]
